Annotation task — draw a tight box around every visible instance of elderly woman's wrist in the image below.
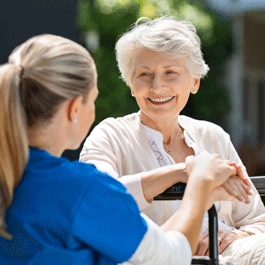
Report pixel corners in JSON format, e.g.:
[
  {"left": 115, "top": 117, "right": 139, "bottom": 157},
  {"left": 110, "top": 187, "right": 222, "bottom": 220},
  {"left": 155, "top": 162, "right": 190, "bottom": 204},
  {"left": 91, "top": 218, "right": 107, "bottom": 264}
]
[{"left": 176, "top": 168, "right": 187, "bottom": 183}]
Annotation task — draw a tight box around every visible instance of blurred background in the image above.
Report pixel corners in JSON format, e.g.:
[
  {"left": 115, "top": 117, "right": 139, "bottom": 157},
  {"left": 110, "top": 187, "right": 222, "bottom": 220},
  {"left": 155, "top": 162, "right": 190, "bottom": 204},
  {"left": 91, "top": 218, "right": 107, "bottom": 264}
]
[{"left": 1, "top": 0, "right": 264, "bottom": 176}]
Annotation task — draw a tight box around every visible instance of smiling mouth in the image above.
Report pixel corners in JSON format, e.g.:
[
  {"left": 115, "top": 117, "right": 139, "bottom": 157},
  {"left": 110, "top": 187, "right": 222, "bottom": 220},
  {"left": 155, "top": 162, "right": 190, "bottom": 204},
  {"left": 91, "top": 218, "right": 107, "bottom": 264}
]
[{"left": 148, "top": 96, "right": 175, "bottom": 104}]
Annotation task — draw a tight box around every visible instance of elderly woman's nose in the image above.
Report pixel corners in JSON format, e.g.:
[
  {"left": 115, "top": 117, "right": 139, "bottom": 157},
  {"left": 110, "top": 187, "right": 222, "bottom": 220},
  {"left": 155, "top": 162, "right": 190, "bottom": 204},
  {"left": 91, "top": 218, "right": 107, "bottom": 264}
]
[{"left": 151, "top": 75, "right": 164, "bottom": 90}]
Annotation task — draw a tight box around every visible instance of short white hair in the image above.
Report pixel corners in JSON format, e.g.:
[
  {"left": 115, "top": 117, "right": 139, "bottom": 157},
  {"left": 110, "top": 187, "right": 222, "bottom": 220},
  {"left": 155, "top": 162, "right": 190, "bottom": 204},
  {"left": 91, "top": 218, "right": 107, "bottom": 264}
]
[{"left": 115, "top": 16, "right": 209, "bottom": 86}]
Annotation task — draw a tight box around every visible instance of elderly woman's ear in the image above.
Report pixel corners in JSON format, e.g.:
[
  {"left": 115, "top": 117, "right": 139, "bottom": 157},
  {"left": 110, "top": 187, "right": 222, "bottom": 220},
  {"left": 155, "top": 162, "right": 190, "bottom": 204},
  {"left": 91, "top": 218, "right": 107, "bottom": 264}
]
[{"left": 191, "top": 77, "right": 200, "bottom": 94}]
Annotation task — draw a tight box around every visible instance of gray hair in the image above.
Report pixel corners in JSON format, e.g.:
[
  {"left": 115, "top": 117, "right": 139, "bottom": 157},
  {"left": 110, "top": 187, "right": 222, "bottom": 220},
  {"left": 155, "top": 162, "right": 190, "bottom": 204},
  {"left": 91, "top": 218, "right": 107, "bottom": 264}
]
[{"left": 115, "top": 16, "right": 209, "bottom": 86}]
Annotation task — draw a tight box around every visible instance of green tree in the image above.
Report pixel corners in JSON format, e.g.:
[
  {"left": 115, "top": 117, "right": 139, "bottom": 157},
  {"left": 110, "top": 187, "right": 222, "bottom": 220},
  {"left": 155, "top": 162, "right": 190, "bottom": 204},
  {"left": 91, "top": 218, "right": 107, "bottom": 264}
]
[{"left": 77, "top": 0, "right": 232, "bottom": 128}]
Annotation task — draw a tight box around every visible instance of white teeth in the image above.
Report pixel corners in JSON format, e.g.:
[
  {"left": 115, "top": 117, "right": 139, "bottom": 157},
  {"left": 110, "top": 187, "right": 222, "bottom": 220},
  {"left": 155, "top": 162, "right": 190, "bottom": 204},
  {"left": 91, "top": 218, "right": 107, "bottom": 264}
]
[{"left": 149, "top": 96, "right": 173, "bottom": 102}]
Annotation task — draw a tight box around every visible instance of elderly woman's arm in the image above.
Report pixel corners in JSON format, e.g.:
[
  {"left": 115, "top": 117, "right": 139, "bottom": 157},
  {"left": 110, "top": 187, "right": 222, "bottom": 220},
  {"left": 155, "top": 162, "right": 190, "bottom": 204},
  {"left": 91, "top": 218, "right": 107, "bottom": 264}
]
[
  {"left": 80, "top": 119, "right": 252, "bottom": 209},
  {"left": 80, "top": 119, "right": 188, "bottom": 208}
]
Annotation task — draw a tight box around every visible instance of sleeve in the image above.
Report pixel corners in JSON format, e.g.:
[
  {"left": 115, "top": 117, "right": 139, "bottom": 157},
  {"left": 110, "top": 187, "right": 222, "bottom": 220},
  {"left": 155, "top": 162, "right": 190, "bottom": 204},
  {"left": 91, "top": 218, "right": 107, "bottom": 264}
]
[
  {"left": 120, "top": 173, "right": 150, "bottom": 210},
  {"left": 80, "top": 120, "right": 151, "bottom": 210},
  {"left": 127, "top": 214, "right": 192, "bottom": 265},
  {"left": 215, "top": 128, "right": 265, "bottom": 234},
  {"left": 71, "top": 171, "right": 148, "bottom": 263},
  {"left": 71, "top": 168, "right": 192, "bottom": 265},
  {"left": 80, "top": 121, "right": 121, "bottom": 179}
]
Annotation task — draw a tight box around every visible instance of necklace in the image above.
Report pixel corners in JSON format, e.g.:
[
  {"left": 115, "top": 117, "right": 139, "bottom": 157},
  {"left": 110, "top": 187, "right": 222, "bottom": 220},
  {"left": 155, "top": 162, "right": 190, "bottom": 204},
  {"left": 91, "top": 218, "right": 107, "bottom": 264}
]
[{"left": 163, "top": 129, "right": 179, "bottom": 153}]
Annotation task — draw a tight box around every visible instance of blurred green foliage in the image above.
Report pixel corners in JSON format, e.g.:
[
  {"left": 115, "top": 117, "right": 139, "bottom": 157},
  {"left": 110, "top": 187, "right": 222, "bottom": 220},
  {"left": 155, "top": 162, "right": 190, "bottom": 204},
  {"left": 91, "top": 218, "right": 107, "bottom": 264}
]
[{"left": 77, "top": 0, "right": 233, "bottom": 129}]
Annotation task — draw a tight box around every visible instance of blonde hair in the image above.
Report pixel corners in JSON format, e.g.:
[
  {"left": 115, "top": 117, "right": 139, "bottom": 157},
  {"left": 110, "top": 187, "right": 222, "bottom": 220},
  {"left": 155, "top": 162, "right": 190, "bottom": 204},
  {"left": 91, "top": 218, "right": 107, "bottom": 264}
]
[
  {"left": 0, "top": 34, "right": 96, "bottom": 238},
  {"left": 115, "top": 16, "right": 209, "bottom": 86}
]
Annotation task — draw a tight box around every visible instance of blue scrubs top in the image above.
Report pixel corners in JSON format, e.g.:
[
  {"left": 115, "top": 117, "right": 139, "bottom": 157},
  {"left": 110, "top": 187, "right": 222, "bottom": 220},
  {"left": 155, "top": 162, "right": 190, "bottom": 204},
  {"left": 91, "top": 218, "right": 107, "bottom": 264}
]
[{"left": 0, "top": 148, "right": 147, "bottom": 264}]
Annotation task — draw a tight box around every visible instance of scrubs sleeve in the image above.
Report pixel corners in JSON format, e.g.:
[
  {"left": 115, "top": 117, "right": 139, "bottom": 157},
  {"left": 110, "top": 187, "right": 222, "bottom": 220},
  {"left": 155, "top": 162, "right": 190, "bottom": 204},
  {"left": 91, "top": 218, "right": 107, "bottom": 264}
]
[{"left": 72, "top": 173, "right": 147, "bottom": 263}]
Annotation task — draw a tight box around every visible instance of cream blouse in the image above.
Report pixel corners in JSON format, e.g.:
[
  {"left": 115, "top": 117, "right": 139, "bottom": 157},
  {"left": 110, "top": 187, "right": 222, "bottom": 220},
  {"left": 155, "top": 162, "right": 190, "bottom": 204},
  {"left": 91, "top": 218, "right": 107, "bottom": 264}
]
[{"left": 143, "top": 125, "right": 231, "bottom": 234}]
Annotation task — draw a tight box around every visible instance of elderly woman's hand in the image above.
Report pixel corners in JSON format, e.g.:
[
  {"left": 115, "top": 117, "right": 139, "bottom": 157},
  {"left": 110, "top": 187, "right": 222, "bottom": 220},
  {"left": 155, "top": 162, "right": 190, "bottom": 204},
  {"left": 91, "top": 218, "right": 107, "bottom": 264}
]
[
  {"left": 222, "top": 163, "right": 252, "bottom": 203},
  {"left": 195, "top": 229, "right": 250, "bottom": 256}
]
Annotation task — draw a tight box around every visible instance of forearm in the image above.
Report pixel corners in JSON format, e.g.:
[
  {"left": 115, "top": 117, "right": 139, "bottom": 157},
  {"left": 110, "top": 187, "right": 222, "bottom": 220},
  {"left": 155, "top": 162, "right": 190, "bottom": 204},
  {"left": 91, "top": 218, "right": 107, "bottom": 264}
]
[
  {"left": 128, "top": 214, "right": 192, "bottom": 265},
  {"left": 161, "top": 178, "right": 212, "bottom": 253},
  {"left": 141, "top": 163, "right": 186, "bottom": 202}
]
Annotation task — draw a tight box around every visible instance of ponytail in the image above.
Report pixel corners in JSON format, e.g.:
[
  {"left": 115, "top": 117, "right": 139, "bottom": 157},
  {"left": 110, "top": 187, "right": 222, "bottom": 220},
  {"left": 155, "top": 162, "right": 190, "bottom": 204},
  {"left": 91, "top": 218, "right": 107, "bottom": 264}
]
[
  {"left": 0, "top": 33, "right": 96, "bottom": 239},
  {"left": 0, "top": 64, "right": 28, "bottom": 239}
]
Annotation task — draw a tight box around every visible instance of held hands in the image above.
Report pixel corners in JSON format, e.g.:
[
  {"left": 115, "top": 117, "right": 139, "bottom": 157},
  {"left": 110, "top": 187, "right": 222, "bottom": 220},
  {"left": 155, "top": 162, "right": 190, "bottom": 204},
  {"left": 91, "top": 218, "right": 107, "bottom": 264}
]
[
  {"left": 222, "top": 162, "right": 252, "bottom": 203},
  {"left": 190, "top": 155, "right": 253, "bottom": 256},
  {"left": 185, "top": 151, "right": 237, "bottom": 188},
  {"left": 185, "top": 152, "right": 252, "bottom": 205}
]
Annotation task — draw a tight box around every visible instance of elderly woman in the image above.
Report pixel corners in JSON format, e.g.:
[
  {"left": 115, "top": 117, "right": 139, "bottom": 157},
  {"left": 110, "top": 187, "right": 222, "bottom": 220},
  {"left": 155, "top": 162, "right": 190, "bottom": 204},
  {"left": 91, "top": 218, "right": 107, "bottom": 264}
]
[{"left": 80, "top": 16, "right": 265, "bottom": 264}]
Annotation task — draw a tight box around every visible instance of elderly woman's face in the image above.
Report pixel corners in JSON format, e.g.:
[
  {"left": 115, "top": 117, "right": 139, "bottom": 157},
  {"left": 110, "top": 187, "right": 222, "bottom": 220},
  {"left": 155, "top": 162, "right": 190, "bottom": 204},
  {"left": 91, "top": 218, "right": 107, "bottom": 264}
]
[{"left": 131, "top": 48, "right": 200, "bottom": 123}]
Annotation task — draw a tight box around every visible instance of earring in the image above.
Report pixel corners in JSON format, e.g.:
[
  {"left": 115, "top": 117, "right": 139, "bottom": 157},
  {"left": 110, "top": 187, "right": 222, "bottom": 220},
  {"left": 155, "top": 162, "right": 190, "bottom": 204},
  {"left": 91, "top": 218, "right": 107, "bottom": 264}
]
[
  {"left": 193, "top": 90, "right": 197, "bottom": 94},
  {"left": 73, "top": 118, "right": 78, "bottom": 124}
]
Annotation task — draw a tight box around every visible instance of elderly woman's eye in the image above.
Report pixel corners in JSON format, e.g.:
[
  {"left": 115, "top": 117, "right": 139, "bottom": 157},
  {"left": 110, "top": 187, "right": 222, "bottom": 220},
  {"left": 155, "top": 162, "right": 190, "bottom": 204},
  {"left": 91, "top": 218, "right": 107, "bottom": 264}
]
[
  {"left": 139, "top": 72, "right": 151, "bottom": 77},
  {"left": 166, "top": 70, "right": 176, "bottom": 75}
]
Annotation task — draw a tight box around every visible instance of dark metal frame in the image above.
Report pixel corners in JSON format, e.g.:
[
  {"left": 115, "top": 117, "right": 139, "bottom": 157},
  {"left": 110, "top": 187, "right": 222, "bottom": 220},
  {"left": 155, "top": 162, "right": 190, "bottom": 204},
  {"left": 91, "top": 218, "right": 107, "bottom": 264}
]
[{"left": 154, "top": 183, "right": 219, "bottom": 265}]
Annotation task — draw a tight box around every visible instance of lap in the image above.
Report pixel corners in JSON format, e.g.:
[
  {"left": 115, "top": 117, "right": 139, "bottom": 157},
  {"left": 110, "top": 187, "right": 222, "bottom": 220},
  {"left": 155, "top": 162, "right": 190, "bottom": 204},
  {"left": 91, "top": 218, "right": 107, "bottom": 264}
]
[{"left": 220, "top": 233, "right": 265, "bottom": 265}]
